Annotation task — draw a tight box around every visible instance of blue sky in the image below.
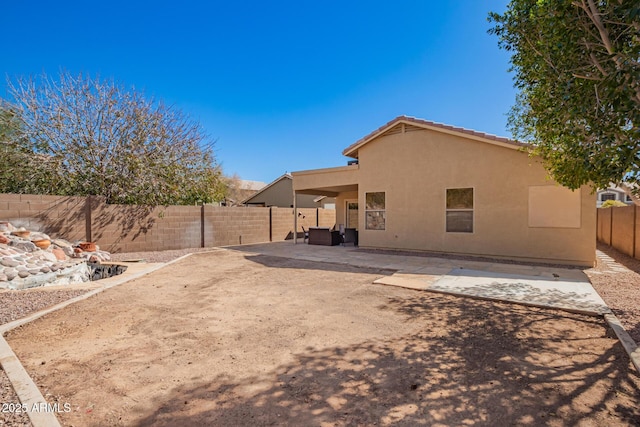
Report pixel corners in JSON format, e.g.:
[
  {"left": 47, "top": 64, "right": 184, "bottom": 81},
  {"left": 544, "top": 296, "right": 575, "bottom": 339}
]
[{"left": 2, "top": 1, "right": 515, "bottom": 184}]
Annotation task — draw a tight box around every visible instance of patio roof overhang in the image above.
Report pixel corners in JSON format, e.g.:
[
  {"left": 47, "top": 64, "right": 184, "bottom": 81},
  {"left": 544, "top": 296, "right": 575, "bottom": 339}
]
[{"left": 292, "top": 164, "right": 359, "bottom": 197}]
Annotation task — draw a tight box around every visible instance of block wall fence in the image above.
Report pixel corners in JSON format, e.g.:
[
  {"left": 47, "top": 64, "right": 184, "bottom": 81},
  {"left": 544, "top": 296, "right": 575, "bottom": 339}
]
[
  {"left": 596, "top": 205, "right": 640, "bottom": 259},
  {"left": 0, "top": 194, "right": 336, "bottom": 253}
]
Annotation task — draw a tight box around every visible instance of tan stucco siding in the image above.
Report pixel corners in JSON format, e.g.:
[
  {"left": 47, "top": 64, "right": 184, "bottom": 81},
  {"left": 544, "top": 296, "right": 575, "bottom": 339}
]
[{"left": 356, "top": 129, "right": 595, "bottom": 266}]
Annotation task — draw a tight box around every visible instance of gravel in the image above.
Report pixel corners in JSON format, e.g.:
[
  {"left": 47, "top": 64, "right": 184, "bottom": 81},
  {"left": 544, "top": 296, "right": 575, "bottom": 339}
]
[
  {"left": 0, "top": 289, "right": 90, "bottom": 326},
  {"left": 586, "top": 243, "right": 640, "bottom": 344}
]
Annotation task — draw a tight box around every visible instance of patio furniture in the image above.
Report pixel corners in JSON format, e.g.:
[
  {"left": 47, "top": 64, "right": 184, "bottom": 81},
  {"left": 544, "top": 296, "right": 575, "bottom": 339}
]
[
  {"left": 339, "top": 224, "right": 358, "bottom": 246},
  {"left": 308, "top": 227, "right": 341, "bottom": 246},
  {"left": 343, "top": 228, "right": 358, "bottom": 246}
]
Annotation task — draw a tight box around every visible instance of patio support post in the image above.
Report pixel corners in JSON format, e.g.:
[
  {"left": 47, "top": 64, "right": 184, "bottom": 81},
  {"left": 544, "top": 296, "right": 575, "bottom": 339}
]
[{"left": 293, "top": 189, "right": 297, "bottom": 244}]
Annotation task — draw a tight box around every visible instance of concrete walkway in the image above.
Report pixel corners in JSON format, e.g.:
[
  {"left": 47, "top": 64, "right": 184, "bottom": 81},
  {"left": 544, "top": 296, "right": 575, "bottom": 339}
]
[{"left": 227, "top": 242, "right": 610, "bottom": 315}]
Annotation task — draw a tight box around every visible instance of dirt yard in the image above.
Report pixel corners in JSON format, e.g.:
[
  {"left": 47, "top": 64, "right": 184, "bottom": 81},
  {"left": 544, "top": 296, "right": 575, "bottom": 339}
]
[{"left": 4, "top": 249, "right": 640, "bottom": 426}]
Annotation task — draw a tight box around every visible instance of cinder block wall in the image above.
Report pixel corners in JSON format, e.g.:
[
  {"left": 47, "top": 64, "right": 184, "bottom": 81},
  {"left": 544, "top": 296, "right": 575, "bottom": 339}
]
[
  {"left": 295, "top": 208, "right": 318, "bottom": 232},
  {"left": 271, "top": 207, "right": 295, "bottom": 241},
  {"left": 92, "top": 201, "right": 202, "bottom": 253},
  {"left": 0, "top": 194, "right": 87, "bottom": 242},
  {"left": 205, "top": 206, "right": 270, "bottom": 247},
  {"left": 0, "top": 193, "right": 336, "bottom": 253},
  {"left": 318, "top": 208, "right": 337, "bottom": 229}
]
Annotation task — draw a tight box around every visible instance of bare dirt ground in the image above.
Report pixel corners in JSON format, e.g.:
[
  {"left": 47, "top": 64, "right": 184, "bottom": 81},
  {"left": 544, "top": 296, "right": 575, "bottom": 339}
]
[{"left": 3, "top": 249, "right": 639, "bottom": 426}]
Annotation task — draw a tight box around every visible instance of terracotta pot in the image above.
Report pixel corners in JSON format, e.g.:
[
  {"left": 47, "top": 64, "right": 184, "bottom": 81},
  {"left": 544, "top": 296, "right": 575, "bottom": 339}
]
[
  {"left": 32, "top": 239, "right": 51, "bottom": 250},
  {"left": 11, "top": 230, "right": 30, "bottom": 238},
  {"left": 78, "top": 242, "right": 97, "bottom": 252}
]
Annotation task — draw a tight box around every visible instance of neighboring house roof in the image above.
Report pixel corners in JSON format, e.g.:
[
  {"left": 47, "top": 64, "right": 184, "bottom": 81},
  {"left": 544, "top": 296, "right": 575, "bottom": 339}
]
[
  {"left": 238, "top": 180, "right": 267, "bottom": 191},
  {"left": 342, "top": 115, "right": 528, "bottom": 158},
  {"left": 242, "top": 173, "right": 292, "bottom": 205}
]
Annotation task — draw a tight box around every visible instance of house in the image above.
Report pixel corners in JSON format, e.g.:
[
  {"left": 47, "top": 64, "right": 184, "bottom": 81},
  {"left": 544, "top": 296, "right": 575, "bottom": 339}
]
[
  {"left": 596, "top": 186, "right": 635, "bottom": 207},
  {"left": 292, "top": 116, "right": 595, "bottom": 266},
  {"left": 243, "top": 173, "right": 335, "bottom": 208}
]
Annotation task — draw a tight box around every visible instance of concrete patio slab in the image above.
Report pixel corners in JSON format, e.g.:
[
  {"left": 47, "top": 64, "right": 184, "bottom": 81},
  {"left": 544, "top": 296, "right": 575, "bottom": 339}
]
[
  {"left": 228, "top": 242, "right": 608, "bottom": 316},
  {"left": 429, "top": 268, "right": 609, "bottom": 315}
]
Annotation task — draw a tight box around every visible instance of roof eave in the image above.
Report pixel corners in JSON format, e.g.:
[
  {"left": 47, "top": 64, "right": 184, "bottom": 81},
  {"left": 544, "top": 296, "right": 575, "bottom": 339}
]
[{"left": 342, "top": 116, "right": 529, "bottom": 158}]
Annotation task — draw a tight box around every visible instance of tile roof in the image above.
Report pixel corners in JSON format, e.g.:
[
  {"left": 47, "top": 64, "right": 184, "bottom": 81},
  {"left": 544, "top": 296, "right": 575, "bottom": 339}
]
[{"left": 342, "top": 115, "right": 528, "bottom": 158}]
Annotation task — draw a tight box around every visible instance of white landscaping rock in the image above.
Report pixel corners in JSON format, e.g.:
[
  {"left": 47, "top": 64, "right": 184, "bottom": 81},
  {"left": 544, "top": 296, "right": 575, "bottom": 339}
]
[{"left": 0, "top": 221, "right": 112, "bottom": 289}]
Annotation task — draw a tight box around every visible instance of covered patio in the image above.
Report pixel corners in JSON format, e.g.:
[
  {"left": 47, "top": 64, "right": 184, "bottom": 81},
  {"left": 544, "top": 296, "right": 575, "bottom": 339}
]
[{"left": 292, "top": 164, "right": 359, "bottom": 244}]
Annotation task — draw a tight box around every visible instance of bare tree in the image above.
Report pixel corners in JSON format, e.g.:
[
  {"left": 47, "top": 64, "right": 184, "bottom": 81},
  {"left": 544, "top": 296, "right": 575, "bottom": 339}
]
[
  {"left": 2, "top": 71, "right": 225, "bottom": 205},
  {"left": 221, "top": 173, "right": 261, "bottom": 206}
]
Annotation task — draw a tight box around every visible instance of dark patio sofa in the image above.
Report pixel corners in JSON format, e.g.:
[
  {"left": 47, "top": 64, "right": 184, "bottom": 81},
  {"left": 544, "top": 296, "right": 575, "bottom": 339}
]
[{"left": 308, "top": 227, "right": 342, "bottom": 246}]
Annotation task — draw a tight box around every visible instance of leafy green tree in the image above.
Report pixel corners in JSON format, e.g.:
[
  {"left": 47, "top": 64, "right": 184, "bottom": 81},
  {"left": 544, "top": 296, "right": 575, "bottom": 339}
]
[
  {"left": 0, "top": 105, "right": 50, "bottom": 193},
  {"left": 489, "top": 0, "right": 640, "bottom": 192},
  {"left": 2, "top": 71, "right": 225, "bottom": 205}
]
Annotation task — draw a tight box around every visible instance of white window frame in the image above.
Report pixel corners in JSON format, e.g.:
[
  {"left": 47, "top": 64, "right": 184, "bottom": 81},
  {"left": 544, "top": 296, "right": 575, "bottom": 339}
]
[
  {"left": 445, "top": 187, "right": 474, "bottom": 233},
  {"left": 365, "top": 192, "right": 386, "bottom": 230}
]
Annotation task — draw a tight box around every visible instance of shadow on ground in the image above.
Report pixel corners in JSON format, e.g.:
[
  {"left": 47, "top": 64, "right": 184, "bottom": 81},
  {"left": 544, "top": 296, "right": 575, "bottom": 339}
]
[
  {"left": 240, "top": 253, "right": 397, "bottom": 277},
  {"left": 136, "top": 294, "right": 640, "bottom": 426}
]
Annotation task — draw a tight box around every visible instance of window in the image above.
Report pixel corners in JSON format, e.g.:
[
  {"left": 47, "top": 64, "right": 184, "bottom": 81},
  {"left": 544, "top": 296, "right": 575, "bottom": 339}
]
[
  {"left": 626, "top": 195, "right": 633, "bottom": 202},
  {"left": 446, "top": 188, "right": 473, "bottom": 233},
  {"left": 365, "top": 192, "right": 385, "bottom": 230},
  {"left": 601, "top": 193, "right": 615, "bottom": 201}
]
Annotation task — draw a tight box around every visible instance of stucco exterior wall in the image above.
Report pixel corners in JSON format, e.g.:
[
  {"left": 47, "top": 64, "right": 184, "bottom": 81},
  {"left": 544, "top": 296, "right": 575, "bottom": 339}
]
[{"left": 354, "top": 129, "right": 595, "bottom": 266}]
